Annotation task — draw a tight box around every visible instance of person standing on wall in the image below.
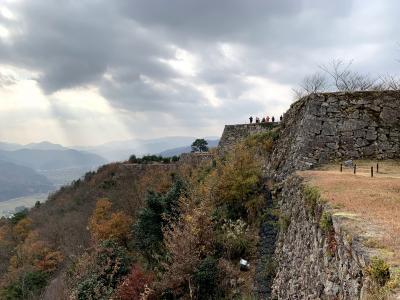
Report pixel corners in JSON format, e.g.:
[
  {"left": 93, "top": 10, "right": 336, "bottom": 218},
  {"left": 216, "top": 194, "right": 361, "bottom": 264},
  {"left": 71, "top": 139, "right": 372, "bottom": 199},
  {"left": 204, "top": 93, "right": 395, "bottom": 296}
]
[
  {"left": 272, "top": 116, "right": 275, "bottom": 123},
  {"left": 249, "top": 116, "right": 253, "bottom": 123}
]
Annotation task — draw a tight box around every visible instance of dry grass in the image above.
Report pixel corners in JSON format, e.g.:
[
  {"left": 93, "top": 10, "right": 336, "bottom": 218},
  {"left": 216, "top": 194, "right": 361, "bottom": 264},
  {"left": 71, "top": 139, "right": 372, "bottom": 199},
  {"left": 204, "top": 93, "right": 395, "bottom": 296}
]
[{"left": 300, "top": 160, "right": 400, "bottom": 265}]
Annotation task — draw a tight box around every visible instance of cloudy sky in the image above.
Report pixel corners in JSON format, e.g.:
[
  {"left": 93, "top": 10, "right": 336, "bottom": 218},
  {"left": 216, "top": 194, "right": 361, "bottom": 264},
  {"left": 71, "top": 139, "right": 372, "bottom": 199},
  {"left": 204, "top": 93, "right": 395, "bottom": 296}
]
[{"left": 0, "top": 0, "right": 399, "bottom": 146}]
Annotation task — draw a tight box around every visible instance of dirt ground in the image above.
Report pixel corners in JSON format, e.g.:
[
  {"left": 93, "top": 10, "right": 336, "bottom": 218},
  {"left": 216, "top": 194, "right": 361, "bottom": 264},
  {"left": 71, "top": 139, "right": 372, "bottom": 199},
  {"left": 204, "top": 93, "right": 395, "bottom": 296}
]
[{"left": 300, "top": 160, "right": 400, "bottom": 265}]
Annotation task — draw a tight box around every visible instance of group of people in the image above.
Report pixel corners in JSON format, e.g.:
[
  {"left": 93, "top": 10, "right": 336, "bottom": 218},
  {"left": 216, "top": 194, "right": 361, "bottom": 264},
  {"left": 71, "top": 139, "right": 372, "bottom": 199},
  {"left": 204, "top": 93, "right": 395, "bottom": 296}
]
[{"left": 249, "top": 115, "right": 282, "bottom": 124}]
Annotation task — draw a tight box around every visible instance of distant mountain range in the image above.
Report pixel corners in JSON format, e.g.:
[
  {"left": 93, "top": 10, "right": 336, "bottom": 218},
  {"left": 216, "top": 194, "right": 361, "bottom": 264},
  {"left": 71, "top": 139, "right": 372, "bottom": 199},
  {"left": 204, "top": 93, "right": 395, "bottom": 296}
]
[
  {"left": 0, "top": 141, "right": 68, "bottom": 152},
  {"left": 0, "top": 136, "right": 220, "bottom": 201},
  {"left": 0, "top": 161, "right": 53, "bottom": 201},
  {"left": 0, "top": 142, "right": 107, "bottom": 201},
  {"left": 0, "top": 149, "right": 106, "bottom": 171}
]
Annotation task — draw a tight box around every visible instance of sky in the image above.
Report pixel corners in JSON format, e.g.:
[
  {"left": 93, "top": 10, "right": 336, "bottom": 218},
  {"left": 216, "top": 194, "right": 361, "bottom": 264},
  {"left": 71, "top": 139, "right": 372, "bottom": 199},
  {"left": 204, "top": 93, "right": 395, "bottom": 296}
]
[{"left": 0, "top": 0, "right": 399, "bottom": 146}]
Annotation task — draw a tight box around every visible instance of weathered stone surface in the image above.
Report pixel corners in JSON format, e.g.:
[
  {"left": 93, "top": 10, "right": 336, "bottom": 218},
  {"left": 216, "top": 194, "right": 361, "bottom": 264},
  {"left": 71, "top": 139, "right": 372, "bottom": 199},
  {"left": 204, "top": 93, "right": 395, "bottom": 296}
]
[
  {"left": 217, "top": 91, "right": 400, "bottom": 299},
  {"left": 265, "top": 91, "right": 400, "bottom": 179},
  {"left": 218, "top": 123, "right": 278, "bottom": 152},
  {"left": 271, "top": 176, "right": 373, "bottom": 300},
  {"left": 178, "top": 152, "right": 214, "bottom": 166}
]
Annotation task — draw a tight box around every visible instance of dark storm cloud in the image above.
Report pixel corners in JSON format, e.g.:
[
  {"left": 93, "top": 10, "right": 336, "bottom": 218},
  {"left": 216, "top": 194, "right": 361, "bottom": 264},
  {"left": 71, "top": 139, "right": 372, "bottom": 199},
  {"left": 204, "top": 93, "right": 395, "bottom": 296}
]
[
  {"left": 0, "top": 1, "right": 178, "bottom": 94},
  {"left": 1, "top": 0, "right": 400, "bottom": 131}
]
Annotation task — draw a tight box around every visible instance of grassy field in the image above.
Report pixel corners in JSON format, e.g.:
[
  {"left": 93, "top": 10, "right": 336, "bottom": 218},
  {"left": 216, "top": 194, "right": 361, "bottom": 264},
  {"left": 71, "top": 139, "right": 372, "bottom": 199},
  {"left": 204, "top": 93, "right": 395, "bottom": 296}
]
[{"left": 300, "top": 160, "right": 400, "bottom": 265}]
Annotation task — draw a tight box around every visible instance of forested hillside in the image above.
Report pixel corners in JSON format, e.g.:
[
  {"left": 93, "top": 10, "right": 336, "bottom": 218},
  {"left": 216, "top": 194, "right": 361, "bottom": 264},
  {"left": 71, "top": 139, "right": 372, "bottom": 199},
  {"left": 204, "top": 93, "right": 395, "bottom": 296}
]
[{"left": 0, "top": 130, "right": 278, "bottom": 299}]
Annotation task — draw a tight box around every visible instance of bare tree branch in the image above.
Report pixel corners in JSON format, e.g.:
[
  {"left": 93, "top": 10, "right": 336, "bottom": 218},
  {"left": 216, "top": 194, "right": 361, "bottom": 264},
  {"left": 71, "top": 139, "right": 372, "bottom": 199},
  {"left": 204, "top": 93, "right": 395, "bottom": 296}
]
[
  {"left": 378, "top": 74, "right": 400, "bottom": 90},
  {"left": 292, "top": 72, "right": 328, "bottom": 100},
  {"left": 319, "top": 59, "right": 377, "bottom": 91}
]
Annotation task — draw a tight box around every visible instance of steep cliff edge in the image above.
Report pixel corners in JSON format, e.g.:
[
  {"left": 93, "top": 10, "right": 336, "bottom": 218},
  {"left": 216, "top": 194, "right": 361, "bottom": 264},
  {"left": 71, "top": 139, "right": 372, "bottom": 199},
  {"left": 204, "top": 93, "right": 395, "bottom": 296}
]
[{"left": 218, "top": 90, "right": 400, "bottom": 299}]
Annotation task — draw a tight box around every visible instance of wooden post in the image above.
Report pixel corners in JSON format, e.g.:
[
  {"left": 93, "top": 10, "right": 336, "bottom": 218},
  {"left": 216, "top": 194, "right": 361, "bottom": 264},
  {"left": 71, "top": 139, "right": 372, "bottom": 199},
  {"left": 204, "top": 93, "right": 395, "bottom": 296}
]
[
  {"left": 353, "top": 164, "right": 357, "bottom": 174},
  {"left": 371, "top": 166, "right": 374, "bottom": 177},
  {"left": 340, "top": 164, "right": 343, "bottom": 172},
  {"left": 376, "top": 163, "right": 379, "bottom": 173}
]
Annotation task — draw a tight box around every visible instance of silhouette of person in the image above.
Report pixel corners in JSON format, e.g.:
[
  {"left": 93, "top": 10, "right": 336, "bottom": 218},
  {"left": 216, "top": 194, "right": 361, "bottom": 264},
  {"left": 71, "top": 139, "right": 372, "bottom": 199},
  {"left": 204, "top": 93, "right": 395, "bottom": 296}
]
[
  {"left": 262, "top": 117, "right": 265, "bottom": 123},
  {"left": 249, "top": 116, "right": 253, "bottom": 124},
  {"left": 280, "top": 115, "right": 283, "bottom": 122},
  {"left": 272, "top": 116, "right": 275, "bottom": 123}
]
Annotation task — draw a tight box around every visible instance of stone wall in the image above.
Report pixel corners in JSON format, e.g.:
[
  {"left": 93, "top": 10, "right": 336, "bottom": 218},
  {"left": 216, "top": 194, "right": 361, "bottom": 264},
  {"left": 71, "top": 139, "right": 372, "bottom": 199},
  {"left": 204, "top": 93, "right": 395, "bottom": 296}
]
[
  {"left": 218, "top": 123, "right": 278, "bottom": 152},
  {"left": 268, "top": 91, "right": 400, "bottom": 178},
  {"left": 178, "top": 152, "right": 214, "bottom": 166},
  {"left": 216, "top": 91, "right": 400, "bottom": 299},
  {"left": 272, "top": 175, "right": 377, "bottom": 300}
]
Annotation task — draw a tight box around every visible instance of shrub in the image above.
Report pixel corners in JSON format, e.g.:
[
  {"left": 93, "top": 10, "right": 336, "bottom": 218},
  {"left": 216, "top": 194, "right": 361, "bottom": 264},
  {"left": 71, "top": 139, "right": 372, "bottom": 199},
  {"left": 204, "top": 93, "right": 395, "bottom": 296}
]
[
  {"left": 367, "top": 257, "right": 390, "bottom": 287},
  {"left": 244, "top": 195, "right": 265, "bottom": 223},
  {"left": 219, "top": 219, "right": 255, "bottom": 260},
  {"left": 193, "top": 257, "right": 219, "bottom": 299},
  {"left": 1, "top": 271, "right": 48, "bottom": 300},
  {"left": 129, "top": 154, "right": 138, "bottom": 163},
  {"left": 158, "top": 191, "right": 215, "bottom": 298},
  {"left": 214, "top": 145, "right": 261, "bottom": 220},
  {"left": 134, "top": 177, "right": 186, "bottom": 265},
  {"left": 75, "top": 240, "right": 130, "bottom": 300},
  {"left": 115, "top": 264, "right": 154, "bottom": 300},
  {"left": 244, "top": 128, "right": 280, "bottom": 154},
  {"left": 303, "top": 185, "right": 323, "bottom": 217},
  {"left": 129, "top": 154, "right": 176, "bottom": 164},
  {"left": 319, "top": 211, "right": 334, "bottom": 233},
  {"left": 10, "top": 209, "right": 28, "bottom": 225},
  {"left": 134, "top": 191, "right": 165, "bottom": 258},
  {"left": 89, "top": 198, "right": 132, "bottom": 244},
  {"left": 278, "top": 213, "right": 291, "bottom": 233}
]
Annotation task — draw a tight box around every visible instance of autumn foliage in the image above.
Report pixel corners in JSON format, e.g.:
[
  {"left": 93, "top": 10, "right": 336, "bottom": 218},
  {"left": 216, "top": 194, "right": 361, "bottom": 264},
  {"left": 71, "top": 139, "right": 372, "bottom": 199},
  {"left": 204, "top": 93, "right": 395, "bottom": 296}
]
[
  {"left": 115, "top": 264, "right": 154, "bottom": 300},
  {"left": 0, "top": 132, "right": 274, "bottom": 299},
  {"left": 89, "top": 198, "right": 132, "bottom": 244}
]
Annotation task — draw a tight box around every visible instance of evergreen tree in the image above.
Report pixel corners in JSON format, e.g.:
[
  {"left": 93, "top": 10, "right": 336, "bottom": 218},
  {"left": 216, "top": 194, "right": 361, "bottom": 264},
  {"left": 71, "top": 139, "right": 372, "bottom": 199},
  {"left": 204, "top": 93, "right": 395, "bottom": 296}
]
[{"left": 191, "top": 139, "right": 209, "bottom": 152}]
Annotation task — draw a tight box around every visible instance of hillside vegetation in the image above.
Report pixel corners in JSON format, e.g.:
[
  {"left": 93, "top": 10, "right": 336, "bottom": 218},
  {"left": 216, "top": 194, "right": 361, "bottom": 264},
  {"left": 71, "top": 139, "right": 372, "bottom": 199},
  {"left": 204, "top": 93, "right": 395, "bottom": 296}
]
[{"left": 0, "top": 130, "right": 278, "bottom": 299}]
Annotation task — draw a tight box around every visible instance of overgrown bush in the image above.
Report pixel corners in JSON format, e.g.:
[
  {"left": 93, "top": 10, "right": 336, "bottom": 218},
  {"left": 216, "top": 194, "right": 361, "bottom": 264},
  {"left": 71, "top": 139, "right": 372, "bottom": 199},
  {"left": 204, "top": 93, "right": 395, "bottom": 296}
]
[
  {"left": 319, "top": 211, "right": 334, "bottom": 233},
  {"left": 115, "top": 264, "right": 154, "bottom": 300},
  {"left": 367, "top": 257, "right": 390, "bottom": 287},
  {"left": 74, "top": 240, "right": 130, "bottom": 300},
  {"left": 10, "top": 209, "right": 28, "bottom": 225},
  {"left": 303, "top": 185, "right": 324, "bottom": 217},
  {"left": 244, "top": 195, "right": 267, "bottom": 224},
  {"left": 128, "top": 154, "right": 179, "bottom": 164},
  {"left": 193, "top": 256, "right": 219, "bottom": 299},
  {"left": 278, "top": 213, "right": 291, "bottom": 233},
  {"left": 1, "top": 271, "right": 48, "bottom": 300},
  {"left": 134, "top": 177, "right": 186, "bottom": 265},
  {"left": 244, "top": 129, "right": 280, "bottom": 154},
  {"left": 214, "top": 145, "right": 262, "bottom": 220},
  {"left": 89, "top": 198, "right": 132, "bottom": 244},
  {"left": 218, "top": 219, "right": 255, "bottom": 260}
]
